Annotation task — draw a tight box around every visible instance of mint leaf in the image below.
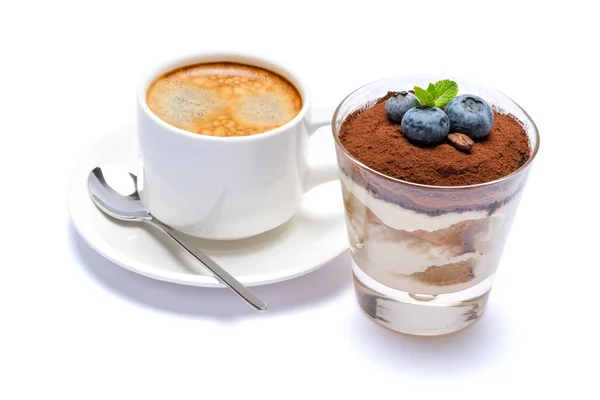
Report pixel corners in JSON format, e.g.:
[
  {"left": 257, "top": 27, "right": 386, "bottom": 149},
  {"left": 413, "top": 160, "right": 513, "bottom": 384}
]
[
  {"left": 414, "top": 85, "right": 435, "bottom": 107},
  {"left": 414, "top": 80, "right": 457, "bottom": 107},
  {"left": 427, "top": 83, "right": 437, "bottom": 97},
  {"left": 433, "top": 79, "right": 459, "bottom": 107}
]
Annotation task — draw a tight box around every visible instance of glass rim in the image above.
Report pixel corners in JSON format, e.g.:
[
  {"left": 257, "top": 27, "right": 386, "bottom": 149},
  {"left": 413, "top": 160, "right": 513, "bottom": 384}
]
[{"left": 331, "top": 74, "right": 540, "bottom": 190}]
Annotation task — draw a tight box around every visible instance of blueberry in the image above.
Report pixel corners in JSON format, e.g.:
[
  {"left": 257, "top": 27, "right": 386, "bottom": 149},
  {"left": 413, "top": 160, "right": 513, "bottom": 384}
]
[
  {"left": 385, "top": 91, "right": 419, "bottom": 123},
  {"left": 445, "top": 94, "right": 494, "bottom": 140},
  {"left": 401, "top": 106, "right": 449, "bottom": 145}
]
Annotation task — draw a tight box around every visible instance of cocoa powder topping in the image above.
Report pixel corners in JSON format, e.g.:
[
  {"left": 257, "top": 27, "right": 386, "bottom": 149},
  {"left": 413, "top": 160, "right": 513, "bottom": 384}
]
[{"left": 339, "top": 92, "right": 531, "bottom": 186}]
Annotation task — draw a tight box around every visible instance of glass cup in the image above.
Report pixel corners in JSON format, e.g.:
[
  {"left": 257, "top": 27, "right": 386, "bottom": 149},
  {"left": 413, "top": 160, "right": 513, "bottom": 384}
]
[{"left": 332, "top": 75, "right": 540, "bottom": 336}]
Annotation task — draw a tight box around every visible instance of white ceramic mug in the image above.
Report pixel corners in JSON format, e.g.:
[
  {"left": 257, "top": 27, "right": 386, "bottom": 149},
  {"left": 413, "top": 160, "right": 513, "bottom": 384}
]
[{"left": 136, "top": 52, "right": 337, "bottom": 240}]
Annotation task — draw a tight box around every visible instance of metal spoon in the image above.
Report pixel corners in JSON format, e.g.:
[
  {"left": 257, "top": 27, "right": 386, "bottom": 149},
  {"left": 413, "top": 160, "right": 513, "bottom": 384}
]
[{"left": 87, "top": 165, "right": 267, "bottom": 311}]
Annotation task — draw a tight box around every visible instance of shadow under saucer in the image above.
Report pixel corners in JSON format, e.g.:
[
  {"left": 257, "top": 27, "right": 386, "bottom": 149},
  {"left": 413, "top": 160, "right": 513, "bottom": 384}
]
[{"left": 68, "top": 222, "right": 352, "bottom": 321}]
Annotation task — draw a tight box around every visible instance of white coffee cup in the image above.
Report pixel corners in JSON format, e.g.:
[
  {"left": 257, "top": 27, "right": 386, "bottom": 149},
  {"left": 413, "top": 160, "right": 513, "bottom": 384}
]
[{"left": 136, "top": 52, "right": 338, "bottom": 240}]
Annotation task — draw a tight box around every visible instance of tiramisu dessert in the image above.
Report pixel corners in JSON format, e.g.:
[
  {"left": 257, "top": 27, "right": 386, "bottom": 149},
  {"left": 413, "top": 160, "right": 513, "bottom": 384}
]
[{"left": 333, "top": 77, "right": 538, "bottom": 335}]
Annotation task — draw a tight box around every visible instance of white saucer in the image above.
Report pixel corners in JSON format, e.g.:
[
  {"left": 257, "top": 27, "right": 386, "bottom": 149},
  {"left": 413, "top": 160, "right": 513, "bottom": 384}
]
[{"left": 67, "top": 124, "right": 349, "bottom": 287}]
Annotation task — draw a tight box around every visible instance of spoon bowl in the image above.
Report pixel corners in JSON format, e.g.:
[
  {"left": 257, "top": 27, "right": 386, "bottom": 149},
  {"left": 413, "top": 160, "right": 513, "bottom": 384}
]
[{"left": 88, "top": 166, "right": 150, "bottom": 222}]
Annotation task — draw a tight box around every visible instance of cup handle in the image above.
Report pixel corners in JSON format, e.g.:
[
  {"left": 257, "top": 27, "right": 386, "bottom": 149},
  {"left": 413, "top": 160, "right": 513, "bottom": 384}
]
[
  {"left": 306, "top": 107, "right": 333, "bottom": 136},
  {"left": 303, "top": 107, "right": 340, "bottom": 192}
]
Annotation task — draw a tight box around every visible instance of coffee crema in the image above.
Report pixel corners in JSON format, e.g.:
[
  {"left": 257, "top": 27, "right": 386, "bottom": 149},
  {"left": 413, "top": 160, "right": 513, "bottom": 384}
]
[{"left": 146, "top": 62, "right": 302, "bottom": 137}]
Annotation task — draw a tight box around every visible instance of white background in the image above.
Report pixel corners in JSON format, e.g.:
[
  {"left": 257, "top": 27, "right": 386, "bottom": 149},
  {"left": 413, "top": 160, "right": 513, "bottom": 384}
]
[{"left": 1, "top": 0, "right": 598, "bottom": 398}]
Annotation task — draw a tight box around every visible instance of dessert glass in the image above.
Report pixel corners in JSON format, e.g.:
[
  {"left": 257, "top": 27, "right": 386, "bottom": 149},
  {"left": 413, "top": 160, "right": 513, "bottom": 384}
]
[{"left": 332, "top": 75, "right": 539, "bottom": 335}]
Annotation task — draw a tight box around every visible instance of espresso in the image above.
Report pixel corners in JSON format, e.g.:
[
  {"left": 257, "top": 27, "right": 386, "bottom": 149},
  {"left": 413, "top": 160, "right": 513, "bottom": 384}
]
[{"left": 146, "top": 62, "right": 302, "bottom": 137}]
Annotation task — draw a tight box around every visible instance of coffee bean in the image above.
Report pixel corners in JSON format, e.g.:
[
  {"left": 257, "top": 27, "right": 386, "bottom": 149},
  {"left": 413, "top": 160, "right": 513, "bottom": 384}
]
[{"left": 447, "top": 133, "right": 474, "bottom": 153}]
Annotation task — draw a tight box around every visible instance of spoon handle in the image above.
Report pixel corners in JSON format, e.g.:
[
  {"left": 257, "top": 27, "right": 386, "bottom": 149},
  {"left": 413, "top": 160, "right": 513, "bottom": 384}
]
[{"left": 148, "top": 218, "right": 267, "bottom": 311}]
